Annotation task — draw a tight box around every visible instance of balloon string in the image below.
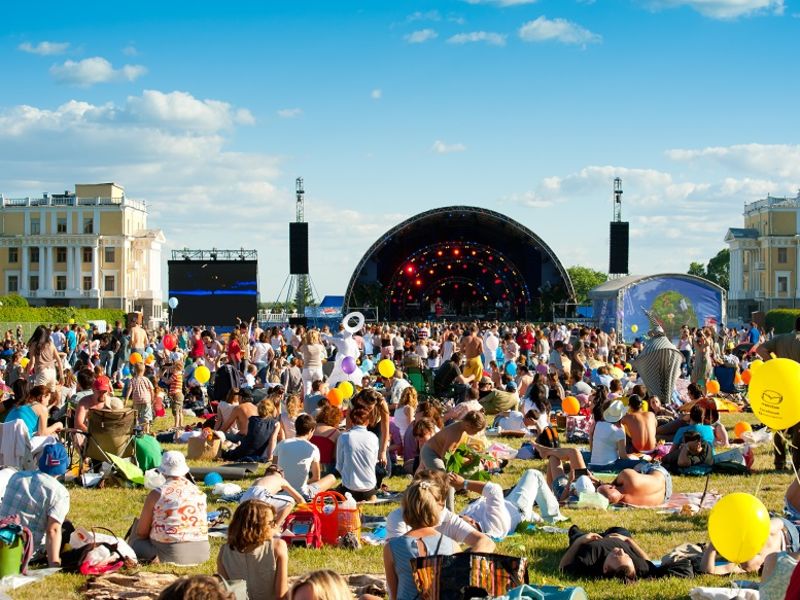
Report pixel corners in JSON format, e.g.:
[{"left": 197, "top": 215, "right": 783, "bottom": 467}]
[{"left": 770, "top": 430, "right": 800, "bottom": 489}]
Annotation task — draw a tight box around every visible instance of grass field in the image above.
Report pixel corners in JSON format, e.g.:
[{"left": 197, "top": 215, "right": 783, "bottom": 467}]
[{"left": 8, "top": 411, "right": 788, "bottom": 600}]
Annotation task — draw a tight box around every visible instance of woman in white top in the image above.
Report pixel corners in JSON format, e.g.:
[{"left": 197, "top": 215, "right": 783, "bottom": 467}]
[
  {"left": 269, "top": 327, "right": 284, "bottom": 357},
  {"left": 300, "top": 329, "right": 327, "bottom": 396},
  {"left": 441, "top": 333, "right": 455, "bottom": 363},
  {"left": 251, "top": 332, "right": 273, "bottom": 385},
  {"left": 589, "top": 400, "right": 630, "bottom": 466}
]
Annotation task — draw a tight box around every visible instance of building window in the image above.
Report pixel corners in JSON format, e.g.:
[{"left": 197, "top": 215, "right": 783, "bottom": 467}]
[
  {"left": 779, "top": 276, "right": 789, "bottom": 293},
  {"left": 29, "top": 247, "right": 39, "bottom": 263},
  {"left": 104, "top": 275, "right": 115, "bottom": 292},
  {"left": 57, "top": 217, "right": 67, "bottom": 233},
  {"left": 104, "top": 247, "right": 115, "bottom": 263},
  {"left": 83, "top": 276, "right": 92, "bottom": 291},
  {"left": 778, "top": 248, "right": 788, "bottom": 263},
  {"left": 83, "top": 218, "right": 94, "bottom": 234},
  {"left": 56, "top": 247, "right": 67, "bottom": 263},
  {"left": 29, "top": 275, "right": 38, "bottom": 291},
  {"left": 7, "top": 276, "right": 18, "bottom": 293},
  {"left": 55, "top": 275, "right": 67, "bottom": 291},
  {"left": 8, "top": 248, "right": 18, "bottom": 263},
  {"left": 82, "top": 247, "right": 92, "bottom": 262},
  {"left": 30, "top": 219, "right": 40, "bottom": 235}
]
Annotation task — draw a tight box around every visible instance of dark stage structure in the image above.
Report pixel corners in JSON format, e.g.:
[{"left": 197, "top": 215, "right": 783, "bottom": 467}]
[
  {"left": 344, "top": 207, "right": 575, "bottom": 320},
  {"left": 168, "top": 249, "right": 259, "bottom": 326}
]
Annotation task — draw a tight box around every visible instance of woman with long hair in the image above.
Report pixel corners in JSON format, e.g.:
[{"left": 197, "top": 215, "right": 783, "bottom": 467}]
[{"left": 27, "top": 325, "right": 63, "bottom": 392}]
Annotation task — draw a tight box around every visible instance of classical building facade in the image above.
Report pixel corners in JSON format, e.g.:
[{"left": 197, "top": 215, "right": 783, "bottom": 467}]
[
  {"left": 0, "top": 183, "right": 164, "bottom": 322},
  {"left": 725, "top": 193, "right": 800, "bottom": 322}
]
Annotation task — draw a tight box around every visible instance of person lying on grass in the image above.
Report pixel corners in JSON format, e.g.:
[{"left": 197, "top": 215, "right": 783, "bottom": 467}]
[
  {"left": 535, "top": 444, "right": 671, "bottom": 507},
  {"left": 240, "top": 464, "right": 306, "bottom": 526}
]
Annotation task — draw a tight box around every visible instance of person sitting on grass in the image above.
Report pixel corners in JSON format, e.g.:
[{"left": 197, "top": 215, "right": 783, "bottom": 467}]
[
  {"left": 221, "top": 388, "right": 263, "bottom": 443},
  {"left": 4, "top": 384, "right": 63, "bottom": 439},
  {"left": 129, "top": 451, "right": 210, "bottom": 566},
  {"left": 310, "top": 403, "right": 343, "bottom": 476},
  {"left": 221, "top": 397, "right": 281, "bottom": 463},
  {"left": 217, "top": 500, "right": 289, "bottom": 600},
  {"left": 280, "top": 394, "right": 303, "bottom": 439},
  {"left": 384, "top": 478, "right": 459, "bottom": 600},
  {"left": 273, "top": 414, "right": 337, "bottom": 502},
  {"left": 241, "top": 464, "right": 305, "bottom": 526},
  {"left": 420, "top": 410, "right": 487, "bottom": 511},
  {"left": 336, "top": 406, "right": 379, "bottom": 502},
  {"left": 620, "top": 394, "right": 657, "bottom": 452},
  {"left": 586, "top": 399, "right": 642, "bottom": 472},
  {"left": 385, "top": 470, "right": 495, "bottom": 553}
]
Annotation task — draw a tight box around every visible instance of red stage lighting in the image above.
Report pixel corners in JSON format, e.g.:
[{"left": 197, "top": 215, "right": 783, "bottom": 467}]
[
  {"left": 453, "top": 248, "right": 460, "bottom": 256},
  {"left": 494, "top": 278, "right": 502, "bottom": 284},
  {"left": 415, "top": 279, "right": 422, "bottom": 287},
  {"left": 437, "top": 250, "right": 443, "bottom": 256},
  {"left": 405, "top": 265, "right": 414, "bottom": 275}
]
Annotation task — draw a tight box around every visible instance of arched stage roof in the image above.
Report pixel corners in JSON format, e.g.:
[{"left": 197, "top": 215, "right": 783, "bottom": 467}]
[{"left": 344, "top": 206, "right": 575, "bottom": 320}]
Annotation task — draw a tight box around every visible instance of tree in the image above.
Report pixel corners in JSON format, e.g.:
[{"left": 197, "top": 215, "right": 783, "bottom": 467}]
[
  {"left": 687, "top": 249, "right": 729, "bottom": 291},
  {"left": 567, "top": 266, "right": 608, "bottom": 304}
]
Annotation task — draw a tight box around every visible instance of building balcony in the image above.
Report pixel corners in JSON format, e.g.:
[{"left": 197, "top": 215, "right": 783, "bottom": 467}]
[
  {"left": 0, "top": 195, "right": 145, "bottom": 211},
  {"left": 82, "top": 290, "right": 99, "bottom": 298},
  {"left": 755, "top": 290, "right": 766, "bottom": 299}
]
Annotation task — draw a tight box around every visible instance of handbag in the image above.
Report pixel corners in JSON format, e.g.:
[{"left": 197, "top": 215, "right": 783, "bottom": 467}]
[
  {"left": 412, "top": 552, "right": 529, "bottom": 600},
  {"left": 312, "top": 491, "right": 361, "bottom": 546},
  {"left": 61, "top": 527, "right": 137, "bottom": 574}
]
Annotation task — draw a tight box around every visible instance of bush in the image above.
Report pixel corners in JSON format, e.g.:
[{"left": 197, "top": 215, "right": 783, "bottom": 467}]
[
  {"left": 0, "top": 307, "right": 125, "bottom": 327},
  {"left": 0, "top": 294, "right": 29, "bottom": 308},
  {"left": 765, "top": 308, "right": 800, "bottom": 334}
]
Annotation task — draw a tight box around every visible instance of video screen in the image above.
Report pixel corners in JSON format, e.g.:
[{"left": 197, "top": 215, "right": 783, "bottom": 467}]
[{"left": 168, "top": 260, "right": 258, "bottom": 326}]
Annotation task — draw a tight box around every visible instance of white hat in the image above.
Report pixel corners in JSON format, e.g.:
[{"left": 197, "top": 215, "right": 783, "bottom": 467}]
[
  {"left": 571, "top": 475, "right": 595, "bottom": 495},
  {"left": 602, "top": 400, "right": 627, "bottom": 424},
  {"left": 158, "top": 451, "right": 190, "bottom": 477}
]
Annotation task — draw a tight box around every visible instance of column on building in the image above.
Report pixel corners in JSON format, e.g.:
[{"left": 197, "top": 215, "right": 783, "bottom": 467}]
[
  {"left": 45, "top": 246, "right": 53, "bottom": 292},
  {"left": 20, "top": 245, "right": 29, "bottom": 295},
  {"left": 92, "top": 245, "right": 100, "bottom": 294},
  {"left": 796, "top": 240, "right": 800, "bottom": 298},
  {"left": 729, "top": 247, "right": 742, "bottom": 300},
  {"left": 72, "top": 246, "right": 81, "bottom": 292},
  {"left": 66, "top": 245, "right": 73, "bottom": 294},
  {"left": 38, "top": 245, "right": 46, "bottom": 293}
]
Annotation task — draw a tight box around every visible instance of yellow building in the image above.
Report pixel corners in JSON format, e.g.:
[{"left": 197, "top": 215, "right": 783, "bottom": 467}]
[
  {"left": 0, "top": 183, "right": 165, "bottom": 321},
  {"left": 725, "top": 193, "right": 800, "bottom": 322}
]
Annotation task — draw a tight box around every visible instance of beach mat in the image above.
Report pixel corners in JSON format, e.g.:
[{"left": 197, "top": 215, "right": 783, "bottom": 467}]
[{"left": 624, "top": 491, "right": 722, "bottom": 513}]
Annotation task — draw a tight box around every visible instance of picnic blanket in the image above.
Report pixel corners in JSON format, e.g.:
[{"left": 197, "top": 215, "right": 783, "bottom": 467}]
[
  {"left": 0, "top": 567, "right": 60, "bottom": 593},
  {"left": 626, "top": 491, "right": 722, "bottom": 513},
  {"left": 83, "top": 572, "right": 179, "bottom": 600}
]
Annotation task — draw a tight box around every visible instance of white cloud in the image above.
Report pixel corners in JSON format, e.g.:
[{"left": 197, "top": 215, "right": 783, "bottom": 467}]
[
  {"left": 465, "top": 0, "right": 539, "bottom": 6},
  {"left": 447, "top": 31, "right": 507, "bottom": 46},
  {"left": 519, "top": 16, "right": 602, "bottom": 45},
  {"left": 122, "top": 44, "right": 138, "bottom": 56},
  {"left": 50, "top": 57, "right": 147, "bottom": 86},
  {"left": 125, "top": 90, "right": 255, "bottom": 131},
  {"left": 406, "top": 10, "right": 441, "bottom": 22},
  {"left": 431, "top": 140, "right": 467, "bottom": 154},
  {"left": 371, "top": 89, "right": 382, "bottom": 100},
  {"left": 277, "top": 108, "right": 303, "bottom": 118},
  {"left": 18, "top": 41, "right": 70, "bottom": 55},
  {"left": 666, "top": 143, "right": 800, "bottom": 179},
  {"left": 405, "top": 29, "right": 439, "bottom": 43},
  {"left": 639, "top": 0, "right": 784, "bottom": 18}
]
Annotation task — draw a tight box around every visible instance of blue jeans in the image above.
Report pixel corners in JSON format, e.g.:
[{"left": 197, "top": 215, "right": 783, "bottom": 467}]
[{"left": 580, "top": 450, "right": 643, "bottom": 473}]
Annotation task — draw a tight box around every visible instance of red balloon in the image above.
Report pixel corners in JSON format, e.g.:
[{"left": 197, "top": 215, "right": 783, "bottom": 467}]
[{"left": 163, "top": 334, "right": 177, "bottom": 351}]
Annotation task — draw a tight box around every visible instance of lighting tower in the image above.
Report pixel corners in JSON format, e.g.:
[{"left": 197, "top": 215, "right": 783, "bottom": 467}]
[
  {"left": 609, "top": 177, "right": 630, "bottom": 277},
  {"left": 294, "top": 178, "right": 307, "bottom": 314}
]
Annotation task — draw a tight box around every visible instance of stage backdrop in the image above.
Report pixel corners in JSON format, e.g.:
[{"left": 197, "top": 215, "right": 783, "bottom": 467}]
[
  {"left": 590, "top": 274, "right": 725, "bottom": 342},
  {"left": 168, "top": 260, "right": 258, "bottom": 326}
]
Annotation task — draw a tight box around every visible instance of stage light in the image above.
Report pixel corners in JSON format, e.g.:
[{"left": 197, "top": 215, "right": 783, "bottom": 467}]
[
  {"left": 494, "top": 278, "right": 502, "bottom": 284},
  {"left": 447, "top": 265, "right": 452, "bottom": 270},
  {"left": 437, "top": 250, "right": 443, "bottom": 256},
  {"left": 415, "top": 279, "right": 422, "bottom": 287},
  {"left": 482, "top": 268, "right": 488, "bottom": 274},
  {"left": 429, "top": 269, "right": 434, "bottom": 275},
  {"left": 488, "top": 256, "right": 493, "bottom": 261},
  {"left": 405, "top": 265, "right": 414, "bottom": 275},
  {"left": 454, "top": 284, "right": 459, "bottom": 289},
  {"left": 453, "top": 248, "right": 460, "bottom": 256},
  {"left": 471, "top": 250, "right": 477, "bottom": 256}
]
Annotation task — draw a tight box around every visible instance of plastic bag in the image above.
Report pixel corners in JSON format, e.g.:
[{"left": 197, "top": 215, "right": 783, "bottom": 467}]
[
  {"left": 68, "top": 527, "right": 137, "bottom": 562},
  {"left": 212, "top": 483, "right": 242, "bottom": 496},
  {"left": 144, "top": 469, "right": 166, "bottom": 490}
]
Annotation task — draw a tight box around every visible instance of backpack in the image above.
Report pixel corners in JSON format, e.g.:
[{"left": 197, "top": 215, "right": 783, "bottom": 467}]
[
  {"left": 280, "top": 509, "right": 323, "bottom": 549},
  {"left": 0, "top": 515, "right": 33, "bottom": 575},
  {"left": 533, "top": 426, "right": 560, "bottom": 458}
]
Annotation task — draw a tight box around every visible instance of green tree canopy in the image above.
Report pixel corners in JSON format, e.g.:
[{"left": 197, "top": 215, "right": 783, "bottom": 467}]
[
  {"left": 687, "top": 249, "right": 729, "bottom": 290},
  {"left": 567, "top": 266, "right": 608, "bottom": 303}
]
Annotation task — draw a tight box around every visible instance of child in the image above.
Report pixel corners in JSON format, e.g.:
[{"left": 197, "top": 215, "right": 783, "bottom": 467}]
[
  {"left": 384, "top": 479, "right": 458, "bottom": 600},
  {"left": 126, "top": 362, "right": 154, "bottom": 434},
  {"left": 169, "top": 361, "right": 185, "bottom": 430},
  {"left": 217, "top": 500, "right": 288, "bottom": 600},
  {"left": 244, "top": 364, "right": 258, "bottom": 389}
]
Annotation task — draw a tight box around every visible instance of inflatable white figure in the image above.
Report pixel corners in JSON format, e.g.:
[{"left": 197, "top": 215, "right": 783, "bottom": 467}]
[
  {"left": 325, "top": 312, "right": 365, "bottom": 388},
  {"left": 483, "top": 327, "right": 500, "bottom": 367}
]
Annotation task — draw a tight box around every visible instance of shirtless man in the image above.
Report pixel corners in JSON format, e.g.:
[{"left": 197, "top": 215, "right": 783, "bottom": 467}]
[
  {"left": 129, "top": 321, "right": 148, "bottom": 355},
  {"left": 701, "top": 516, "right": 800, "bottom": 575},
  {"left": 221, "top": 388, "right": 281, "bottom": 442},
  {"left": 535, "top": 443, "right": 671, "bottom": 507},
  {"left": 620, "top": 395, "right": 657, "bottom": 452},
  {"left": 460, "top": 326, "right": 485, "bottom": 383},
  {"left": 240, "top": 464, "right": 306, "bottom": 525}
]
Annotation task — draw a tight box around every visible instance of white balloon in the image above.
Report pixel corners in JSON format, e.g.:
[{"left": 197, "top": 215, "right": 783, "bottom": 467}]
[{"left": 168, "top": 297, "right": 179, "bottom": 309}]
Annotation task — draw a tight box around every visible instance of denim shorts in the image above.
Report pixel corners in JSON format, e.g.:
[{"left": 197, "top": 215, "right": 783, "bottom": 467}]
[{"left": 635, "top": 462, "right": 673, "bottom": 501}]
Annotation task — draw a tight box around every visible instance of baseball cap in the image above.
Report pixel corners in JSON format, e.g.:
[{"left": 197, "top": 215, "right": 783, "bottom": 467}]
[
  {"left": 479, "top": 376, "right": 493, "bottom": 386},
  {"left": 93, "top": 376, "right": 112, "bottom": 393},
  {"left": 39, "top": 443, "right": 69, "bottom": 476},
  {"left": 158, "top": 451, "right": 190, "bottom": 477}
]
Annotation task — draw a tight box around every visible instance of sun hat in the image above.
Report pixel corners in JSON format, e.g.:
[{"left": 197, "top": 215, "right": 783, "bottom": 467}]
[
  {"left": 39, "top": 443, "right": 69, "bottom": 476},
  {"left": 602, "top": 400, "right": 627, "bottom": 424},
  {"left": 479, "top": 376, "right": 493, "bottom": 386},
  {"left": 158, "top": 451, "right": 190, "bottom": 477}
]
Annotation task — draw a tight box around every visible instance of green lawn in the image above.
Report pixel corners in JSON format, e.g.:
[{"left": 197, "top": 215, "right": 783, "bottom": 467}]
[{"left": 9, "top": 412, "right": 787, "bottom": 599}]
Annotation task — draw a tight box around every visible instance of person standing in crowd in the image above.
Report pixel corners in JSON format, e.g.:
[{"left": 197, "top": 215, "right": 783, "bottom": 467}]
[{"left": 27, "top": 325, "right": 63, "bottom": 392}]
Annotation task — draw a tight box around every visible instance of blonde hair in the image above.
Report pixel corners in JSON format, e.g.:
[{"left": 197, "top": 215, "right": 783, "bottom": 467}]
[
  {"left": 304, "top": 329, "right": 321, "bottom": 346},
  {"left": 285, "top": 394, "right": 303, "bottom": 418},
  {"left": 258, "top": 397, "right": 278, "bottom": 418},
  {"left": 134, "top": 362, "right": 145, "bottom": 376},
  {"left": 399, "top": 386, "right": 418, "bottom": 410},
  {"left": 402, "top": 479, "right": 445, "bottom": 529},
  {"left": 290, "top": 570, "right": 353, "bottom": 600}
]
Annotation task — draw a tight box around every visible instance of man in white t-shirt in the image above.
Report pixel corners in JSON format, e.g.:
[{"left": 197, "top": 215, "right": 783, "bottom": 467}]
[{"left": 272, "top": 414, "right": 337, "bottom": 501}]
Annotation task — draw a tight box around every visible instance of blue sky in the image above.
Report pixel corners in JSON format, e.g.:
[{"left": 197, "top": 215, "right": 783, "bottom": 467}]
[{"left": 1, "top": 0, "right": 798, "bottom": 300}]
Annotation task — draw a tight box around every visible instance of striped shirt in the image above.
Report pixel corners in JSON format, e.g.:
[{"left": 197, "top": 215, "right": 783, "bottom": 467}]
[
  {"left": 129, "top": 375, "right": 153, "bottom": 405},
  {"left": 169, "top": 370, "right": 184, "bottom": 396}
]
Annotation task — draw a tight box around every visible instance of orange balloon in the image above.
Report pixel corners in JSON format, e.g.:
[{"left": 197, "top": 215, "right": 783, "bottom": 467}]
[
  {"left": 734, "top": 421, "right": 752, "bottom": 439},
  {"left": 733, "top": 373, "right": 743, "bottom": 385},
  {"left": 706, "top": 380, "right": 720, "bottom": 395},
  {"left": 129, "top": 352, "right": 142, "bottom": 365},
  {"left": 741, "top": 370, "right": 752, "bottom": 385},
  {"left": 327, "top": 388, "right": 344, "bottom": 406},
  {"left": 562, "top": 396, "right": 580, "bottom": 416}
]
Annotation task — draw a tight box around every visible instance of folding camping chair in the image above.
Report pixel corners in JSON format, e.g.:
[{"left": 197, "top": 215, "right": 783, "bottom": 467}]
[
  {"left": 406, "top": 367, "right": 432, "bottom": 399},
  {"left": 63, "top": 408, "right": 138, "bottom": 476}
]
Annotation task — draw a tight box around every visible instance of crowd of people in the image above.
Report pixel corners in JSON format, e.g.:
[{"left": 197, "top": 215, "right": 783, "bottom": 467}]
[{"left": 0, "top": 316, "right": 799, "bottom": 599}]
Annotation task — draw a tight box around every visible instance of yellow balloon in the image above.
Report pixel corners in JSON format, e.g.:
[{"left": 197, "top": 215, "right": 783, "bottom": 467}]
[
  {"left": 194, "top": 365, "right": 211, "bottom": 384},
  {"left": 378, "top": 359, "right": 396, "bottom": 379},
  {"left": 749, "top": 358, "right": 800, "bottom": 430},
  {"left": 749, "top": 359, "right": 764, "bottom": 373},
  {"left": 708, "top": 493, "right": 770, "bottom": 563},
  {"left": 641, "top": 400, "right": 649, "bottom": 412},
  {"left": 338, "top": 381, "right": 354, "bottom": 399},
  {"left": 631, "top": 324, "right": 639, "bottom": 333},
  {"left": 20, "top": 357, "right": 29, "bottom": 368}
]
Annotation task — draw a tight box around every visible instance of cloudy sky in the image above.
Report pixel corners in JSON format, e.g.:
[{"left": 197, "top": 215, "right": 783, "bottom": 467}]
[{"left": 1, "top": 1, "right": 798, "bottom": 300}]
